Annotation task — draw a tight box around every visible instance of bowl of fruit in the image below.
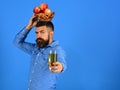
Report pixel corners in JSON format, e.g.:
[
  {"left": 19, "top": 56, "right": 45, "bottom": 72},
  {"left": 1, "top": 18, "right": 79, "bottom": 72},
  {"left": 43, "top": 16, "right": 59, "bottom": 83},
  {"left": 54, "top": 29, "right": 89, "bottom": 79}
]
[{"left": 33, "top": 3, "right": 55, "bottom": 22}]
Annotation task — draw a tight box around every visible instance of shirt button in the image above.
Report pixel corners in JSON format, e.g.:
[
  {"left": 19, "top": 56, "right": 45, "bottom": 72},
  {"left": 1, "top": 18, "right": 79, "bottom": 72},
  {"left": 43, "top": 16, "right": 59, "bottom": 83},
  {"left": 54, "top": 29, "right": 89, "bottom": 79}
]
[
  {"left": 32, "top": 70, "right": 34, "bottom": 73},
  {"left": 30, "top": 80, "right": 32, "bottom": 82}
]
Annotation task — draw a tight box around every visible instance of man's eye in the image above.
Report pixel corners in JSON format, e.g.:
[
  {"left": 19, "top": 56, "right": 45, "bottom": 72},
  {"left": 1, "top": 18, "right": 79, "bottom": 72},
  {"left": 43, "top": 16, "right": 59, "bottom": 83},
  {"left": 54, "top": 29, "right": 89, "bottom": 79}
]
[
  {"left": 35, "top": 32, "right": 38, "bottom": 34},
  {"left": 40, "top": 31, "right": 45, "bottom": 34}
]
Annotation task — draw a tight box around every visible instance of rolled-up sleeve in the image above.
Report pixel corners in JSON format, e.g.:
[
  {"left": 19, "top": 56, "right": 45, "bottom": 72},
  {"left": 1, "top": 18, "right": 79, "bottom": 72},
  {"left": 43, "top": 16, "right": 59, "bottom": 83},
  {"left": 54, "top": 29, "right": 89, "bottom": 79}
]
[{"left": 13, "top": 28, "right": 35, "bottom": 55}]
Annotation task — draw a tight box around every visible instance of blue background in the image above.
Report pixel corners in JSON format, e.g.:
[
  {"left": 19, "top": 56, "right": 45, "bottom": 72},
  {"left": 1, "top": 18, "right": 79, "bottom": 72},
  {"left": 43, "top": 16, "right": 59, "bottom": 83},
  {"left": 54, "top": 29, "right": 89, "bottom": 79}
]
[{"left": 0, "top": 0, "right": 120, "bottom": 90}]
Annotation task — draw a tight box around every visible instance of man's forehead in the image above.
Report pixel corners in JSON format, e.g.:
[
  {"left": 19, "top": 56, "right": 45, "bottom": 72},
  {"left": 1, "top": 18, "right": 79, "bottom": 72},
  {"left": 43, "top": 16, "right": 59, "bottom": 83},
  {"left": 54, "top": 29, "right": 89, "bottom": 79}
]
[
  {"left": 36, "top": 26, "right": 47, "bottom": 31},
  {"left": 36, "top": 26, "right": 51, "bottom": 32}
]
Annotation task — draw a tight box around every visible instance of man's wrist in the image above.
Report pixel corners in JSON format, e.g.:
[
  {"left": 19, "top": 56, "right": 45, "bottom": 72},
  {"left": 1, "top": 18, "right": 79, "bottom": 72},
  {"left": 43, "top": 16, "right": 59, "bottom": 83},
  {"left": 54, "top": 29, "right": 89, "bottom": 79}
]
[
  {"left": 25, "top": 25, "right": 32, "bottom": 30},
  {"left": 20, "top": 27, "right": 31, "bottom": 34}
]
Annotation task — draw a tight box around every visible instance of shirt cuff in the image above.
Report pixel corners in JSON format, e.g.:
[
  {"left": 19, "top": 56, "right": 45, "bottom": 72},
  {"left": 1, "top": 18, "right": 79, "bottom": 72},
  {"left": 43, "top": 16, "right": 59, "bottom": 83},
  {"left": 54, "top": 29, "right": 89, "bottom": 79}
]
[{"left": 21, "top": 27, "right": 30, "bottom": 34}]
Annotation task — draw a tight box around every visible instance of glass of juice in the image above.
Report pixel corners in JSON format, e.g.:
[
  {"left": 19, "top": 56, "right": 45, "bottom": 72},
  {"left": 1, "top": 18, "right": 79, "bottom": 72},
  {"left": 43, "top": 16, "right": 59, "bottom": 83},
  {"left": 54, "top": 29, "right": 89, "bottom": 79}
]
[{"left": 48, "top": 50, "right": 57, "bottom": 66}]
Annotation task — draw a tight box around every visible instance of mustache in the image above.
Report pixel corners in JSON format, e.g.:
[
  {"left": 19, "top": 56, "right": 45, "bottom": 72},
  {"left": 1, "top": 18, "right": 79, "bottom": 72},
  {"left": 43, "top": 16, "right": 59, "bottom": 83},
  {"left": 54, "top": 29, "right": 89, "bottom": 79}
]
[{"left": 36, "top": 37, "right": 44, "bottom": 42}]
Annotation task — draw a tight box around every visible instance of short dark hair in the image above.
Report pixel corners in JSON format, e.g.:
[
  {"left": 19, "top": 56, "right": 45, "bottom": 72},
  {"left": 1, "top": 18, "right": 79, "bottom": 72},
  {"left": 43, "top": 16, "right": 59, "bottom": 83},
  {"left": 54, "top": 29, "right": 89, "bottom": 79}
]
[{"left": 36, "top": 21, "right": 54, "bottom": 31}]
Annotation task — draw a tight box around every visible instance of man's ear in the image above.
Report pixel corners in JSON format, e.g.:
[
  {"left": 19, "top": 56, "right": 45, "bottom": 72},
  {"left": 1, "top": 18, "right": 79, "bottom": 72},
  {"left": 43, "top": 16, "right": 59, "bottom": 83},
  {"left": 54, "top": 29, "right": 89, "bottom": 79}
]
[
  {"left": 50, "top": 31, "right": 54, "bottom": 36},
  {"left": 49, "top": 31, "right": 54, "bottom": 40}
]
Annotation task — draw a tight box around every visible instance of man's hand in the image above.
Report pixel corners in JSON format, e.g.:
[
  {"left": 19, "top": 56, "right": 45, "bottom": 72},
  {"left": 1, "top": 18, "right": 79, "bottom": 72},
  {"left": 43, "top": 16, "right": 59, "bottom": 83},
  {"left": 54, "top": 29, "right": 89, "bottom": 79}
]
[
  {"left": 25, "top": 15, "right": 38, "bottom": 30},
  {"left": 49, "top": 62, "right": 63, "bottom": 73}
]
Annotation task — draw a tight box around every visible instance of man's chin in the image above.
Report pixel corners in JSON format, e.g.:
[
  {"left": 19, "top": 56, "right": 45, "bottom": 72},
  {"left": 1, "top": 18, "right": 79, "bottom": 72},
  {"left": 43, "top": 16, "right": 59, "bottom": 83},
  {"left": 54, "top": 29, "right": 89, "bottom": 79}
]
[
  {"left": 36, "top": 39, "right": 49, "bottom": 48},
  {"left": 36, "top": 43, "right": 49, "bottom": 48},
  {"left": 38, "top": 45, "right": 45, "bottom": 48}
]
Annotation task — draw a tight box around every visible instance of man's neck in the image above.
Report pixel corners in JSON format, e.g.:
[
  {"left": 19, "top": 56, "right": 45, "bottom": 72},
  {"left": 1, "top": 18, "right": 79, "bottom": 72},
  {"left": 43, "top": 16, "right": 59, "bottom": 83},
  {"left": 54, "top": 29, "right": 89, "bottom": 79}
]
[{"left": 49, "top": 39, "right": 53, "bottom": 44}]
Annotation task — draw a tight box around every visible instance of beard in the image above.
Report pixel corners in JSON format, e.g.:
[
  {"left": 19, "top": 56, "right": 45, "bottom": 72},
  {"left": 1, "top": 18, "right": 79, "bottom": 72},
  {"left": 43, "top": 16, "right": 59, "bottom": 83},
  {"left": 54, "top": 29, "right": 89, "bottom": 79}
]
[{"left": 36, "top": 37, "right": 49, "bottom": 48}]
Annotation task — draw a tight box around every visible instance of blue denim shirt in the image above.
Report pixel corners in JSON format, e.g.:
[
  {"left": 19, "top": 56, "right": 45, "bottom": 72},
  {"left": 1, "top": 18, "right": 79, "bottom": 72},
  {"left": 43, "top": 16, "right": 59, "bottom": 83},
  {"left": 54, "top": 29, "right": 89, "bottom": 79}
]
[{"left": 13, "top": 28, "right": 67, "bottom": 90}]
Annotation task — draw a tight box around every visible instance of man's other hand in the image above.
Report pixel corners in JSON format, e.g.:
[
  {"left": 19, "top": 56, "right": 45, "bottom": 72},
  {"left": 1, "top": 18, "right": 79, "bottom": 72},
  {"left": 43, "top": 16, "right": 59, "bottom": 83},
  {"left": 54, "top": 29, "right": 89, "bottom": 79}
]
[{"left": 49, "top": 62, "right": 63, "bottom": 73}]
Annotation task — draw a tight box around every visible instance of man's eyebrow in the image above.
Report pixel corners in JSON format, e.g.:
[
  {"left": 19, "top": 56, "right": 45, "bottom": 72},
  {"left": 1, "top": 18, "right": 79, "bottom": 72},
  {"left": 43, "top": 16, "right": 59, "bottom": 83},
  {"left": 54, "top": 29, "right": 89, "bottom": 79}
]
[{"left": 35, "top": 30, "right": 45, "bottom": 33}]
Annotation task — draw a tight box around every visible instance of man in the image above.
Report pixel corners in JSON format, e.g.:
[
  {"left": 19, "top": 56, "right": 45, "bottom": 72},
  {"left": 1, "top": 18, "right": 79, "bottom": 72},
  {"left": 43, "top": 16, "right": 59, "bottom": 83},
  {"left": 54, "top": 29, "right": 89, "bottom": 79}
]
[{"left": 13, "top": 15, "right": 67, "bottom": 90}]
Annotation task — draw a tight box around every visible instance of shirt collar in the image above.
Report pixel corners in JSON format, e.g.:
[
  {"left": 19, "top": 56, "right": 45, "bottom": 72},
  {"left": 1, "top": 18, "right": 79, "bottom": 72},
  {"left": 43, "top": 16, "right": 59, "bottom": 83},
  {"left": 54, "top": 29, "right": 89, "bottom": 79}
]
[{"left": 47, "top": 40, "right": 59, "bottom": 47}]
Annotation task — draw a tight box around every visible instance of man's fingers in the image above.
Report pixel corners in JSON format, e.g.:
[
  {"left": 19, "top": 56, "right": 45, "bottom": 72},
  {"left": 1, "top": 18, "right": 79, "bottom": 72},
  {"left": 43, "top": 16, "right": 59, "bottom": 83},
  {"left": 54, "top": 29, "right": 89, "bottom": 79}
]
[
  {"left": 32, "top": 16, "right": 38, "bottom": 22},
  {"left": 52, "top": 62, "right": 60, "bottom": 66},
  {"left": 50, "top": 67, "right": 60, "bottom": 73}
]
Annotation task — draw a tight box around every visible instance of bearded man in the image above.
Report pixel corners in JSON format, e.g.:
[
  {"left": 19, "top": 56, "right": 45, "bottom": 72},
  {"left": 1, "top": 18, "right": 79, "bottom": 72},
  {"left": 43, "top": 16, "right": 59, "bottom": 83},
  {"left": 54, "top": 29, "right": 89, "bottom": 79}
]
[{"left": 13, "top": 15, "right": 67, "bottom": 90}]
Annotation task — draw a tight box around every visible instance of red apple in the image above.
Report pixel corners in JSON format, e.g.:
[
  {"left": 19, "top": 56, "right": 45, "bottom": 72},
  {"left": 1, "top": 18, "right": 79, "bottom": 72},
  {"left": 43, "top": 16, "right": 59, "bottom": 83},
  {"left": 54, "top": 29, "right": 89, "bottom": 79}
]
[
  {"left": 33, "top": 7, "right": 41, "bottom": 14},
  {"left": 40, "top": 3, "right": 48, "bottom": 11},
  {"left": 44, "top": 8, "right": 51, "bottom": 14}
]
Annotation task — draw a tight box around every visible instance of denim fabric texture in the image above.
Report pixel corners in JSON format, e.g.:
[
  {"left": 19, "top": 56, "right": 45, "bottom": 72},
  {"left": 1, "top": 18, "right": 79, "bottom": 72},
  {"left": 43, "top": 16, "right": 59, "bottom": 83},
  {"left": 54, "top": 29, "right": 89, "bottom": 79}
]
[{"left": 13, "top": 28, "right": 67, "bottom": 90}]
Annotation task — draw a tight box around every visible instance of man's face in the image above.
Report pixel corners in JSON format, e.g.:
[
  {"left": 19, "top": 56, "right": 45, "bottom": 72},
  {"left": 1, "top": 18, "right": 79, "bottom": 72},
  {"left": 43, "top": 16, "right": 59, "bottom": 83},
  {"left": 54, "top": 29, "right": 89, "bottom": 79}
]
[{"left": 35, "top": 26, "right": 50, "bottom": 48}]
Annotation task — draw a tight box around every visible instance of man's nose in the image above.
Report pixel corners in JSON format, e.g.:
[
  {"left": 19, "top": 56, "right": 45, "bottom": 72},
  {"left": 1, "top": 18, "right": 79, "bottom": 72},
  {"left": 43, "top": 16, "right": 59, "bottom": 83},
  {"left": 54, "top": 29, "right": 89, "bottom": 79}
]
[{"left": 36, "top": 33, "right": 42, "bottom": 38}]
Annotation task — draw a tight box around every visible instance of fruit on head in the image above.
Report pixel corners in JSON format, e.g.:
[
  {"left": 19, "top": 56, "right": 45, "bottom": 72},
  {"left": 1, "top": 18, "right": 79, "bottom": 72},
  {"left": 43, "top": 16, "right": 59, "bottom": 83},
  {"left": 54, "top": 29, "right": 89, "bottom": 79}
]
[
  {"left": 40, "top": 3, "right": 48, "bottom": 11},
  {"left": 44, "top": 8, "right": 51, "bottom": 14},
  {"left": 33, "top": 7, "right": 41, "bottom": 14}
]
